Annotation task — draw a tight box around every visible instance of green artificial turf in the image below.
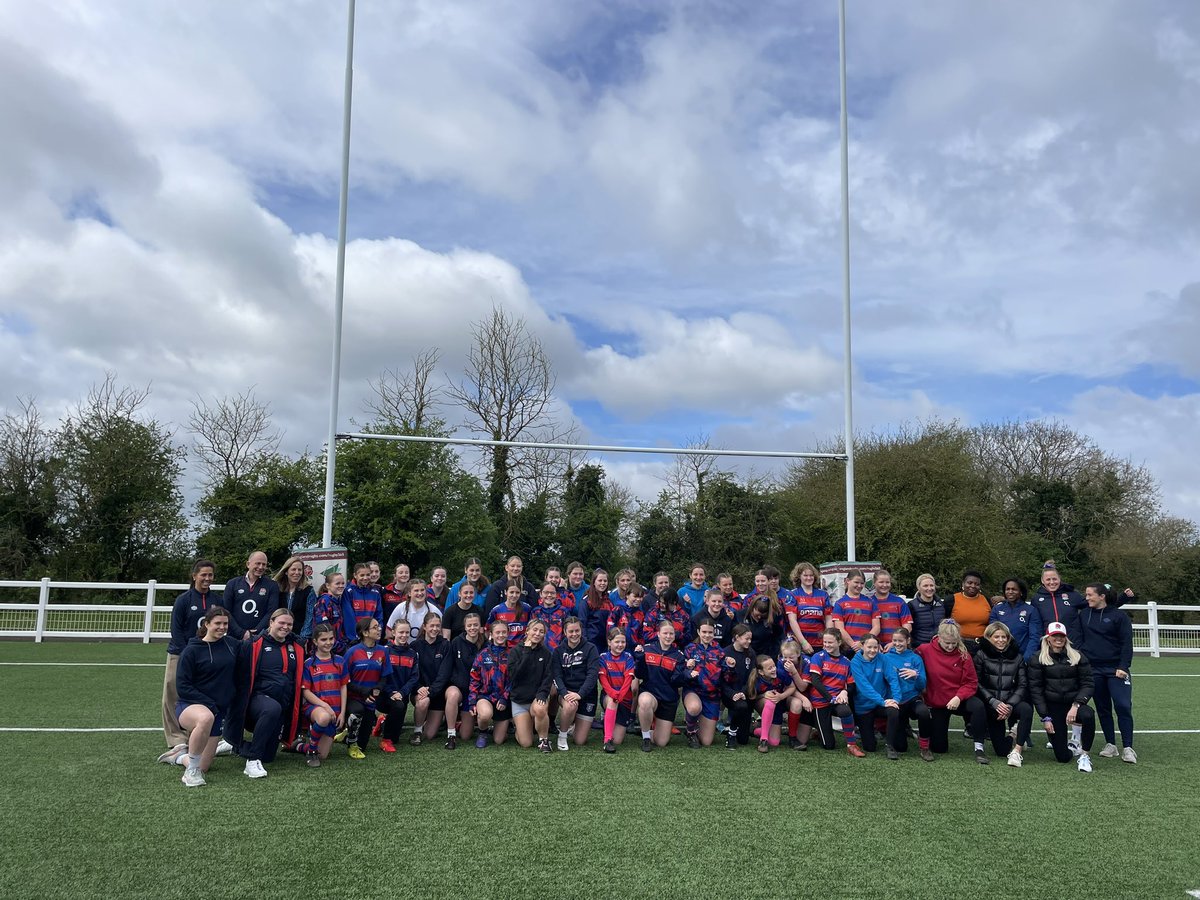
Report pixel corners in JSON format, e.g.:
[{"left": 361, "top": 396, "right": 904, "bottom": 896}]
[{"left": 1, "top": 643, "right": 1198, "bottom": 899}]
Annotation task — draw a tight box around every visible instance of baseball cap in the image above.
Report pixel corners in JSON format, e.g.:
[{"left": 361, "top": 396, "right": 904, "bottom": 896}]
[{"left": 1046, "top": 621, "right": 1068, "bottom": 637}]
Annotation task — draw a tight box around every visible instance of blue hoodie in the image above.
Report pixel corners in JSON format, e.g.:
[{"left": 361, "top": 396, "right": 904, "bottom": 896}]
[
  {"left": 882, "top": 649, "right": 927, "bottom": 705},
  {"left": 849, "top": 651, "right": 889, "bottom": 715},
  {"left": 1079, "top": 604, "right": 1133, "bottom": 675},
  {"left": 677, "top": 582, "right": 710, "bottom": 617},
  {"left": 176, "top": 635, "right": 239, "bottom": 714},
  {"left": 989, "top": 600, "right": 1043, "bottom": 659}
]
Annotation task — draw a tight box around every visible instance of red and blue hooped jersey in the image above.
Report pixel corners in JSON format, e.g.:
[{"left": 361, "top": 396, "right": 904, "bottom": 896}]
[
  {"left": 302, "top": 654, "right": 347, "bottom": 715},
  {"left": 530, "top": 602, "right": 570, "bottom": 650},
  {"left": 598, "top": 650, "right": 637, "bottom": 707},
  {"left": 874, "top": 593, "right": 912, "bottom": 643},
  {"left": 806, "top": 649, "right": 853, "bottom": 708},
  {"left": 786, "top": 589, "right": 831, "bottom": 648},
  {"left": 344, "top": 643, "right": 392, "bottom": 697},
  {"left": 486, "top": 602, "right": 531, "bottom": 648},
  {"left": 832, "top": 596, "right": 878, "bottom": 642}
]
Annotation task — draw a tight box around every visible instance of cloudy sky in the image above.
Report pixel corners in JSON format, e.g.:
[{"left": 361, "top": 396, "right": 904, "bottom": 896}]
[{"left": 2, "top": 1, "right": 1198, "bottom": 523}]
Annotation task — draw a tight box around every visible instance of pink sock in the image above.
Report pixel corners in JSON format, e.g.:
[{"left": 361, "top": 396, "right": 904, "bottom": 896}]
[
  {"left": 603, "top": 706, "right": 617, "bottom": 742},
  {"left": 769, "top": 731, "right": 781, "bottom": 747},
  {"left": 761, "top": 701, "right": 777, "bottom": 741}
]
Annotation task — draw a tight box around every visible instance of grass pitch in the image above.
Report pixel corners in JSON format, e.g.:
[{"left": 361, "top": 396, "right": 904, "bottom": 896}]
[{"left": 1, "top": 642, "right": 1198, "bottom": 899}]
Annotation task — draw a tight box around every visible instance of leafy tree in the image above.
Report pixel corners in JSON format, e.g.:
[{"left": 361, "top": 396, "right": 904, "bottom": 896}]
[
  {"left": 331, "top": 426, "right": 499, "bottom": 576},
  {"left": 556, "top": 464, "right": 624, "bottom": 570},
  {"left": 195, "top": 453, "right": 324, "bottom": 577},
  {"left": 53, "top": 375, "right": 189, "bottom": 582},
  {"left": 775, "top": 422, "right": 1019, "bottom": 592},
  {"left": 0, "top": 399, "right": 60, "bottom": 578}
]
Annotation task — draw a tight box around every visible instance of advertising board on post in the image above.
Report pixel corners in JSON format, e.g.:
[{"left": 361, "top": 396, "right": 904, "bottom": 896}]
[
  {"left": 295, "top": 545, "right": 349, "bottom": 588},
  {"left": 820, "top": 561, "right": 883, "bottom": 602}
]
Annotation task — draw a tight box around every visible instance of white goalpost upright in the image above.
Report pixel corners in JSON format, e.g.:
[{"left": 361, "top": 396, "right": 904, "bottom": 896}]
[{"left": 318, "top": 0, "right": 858, "bottom": 563}]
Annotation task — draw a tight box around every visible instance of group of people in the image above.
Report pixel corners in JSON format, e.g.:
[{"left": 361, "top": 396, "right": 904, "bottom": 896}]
[{"left": 158, "top": 553, "right": 1139, "bottom": 787}]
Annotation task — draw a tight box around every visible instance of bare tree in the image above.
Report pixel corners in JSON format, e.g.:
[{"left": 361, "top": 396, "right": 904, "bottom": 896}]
[
  {"left": 445, "top": 305, "right": 573, "bottom": 519},
  {"left": 364, "top": 349, "right": 443, "bottom": 431},
  {"left": 659, "top": 435, "right": 720, "bottom": 517},
  {"left": 188, "top": 387, "right": 280, "bottom": 487}
]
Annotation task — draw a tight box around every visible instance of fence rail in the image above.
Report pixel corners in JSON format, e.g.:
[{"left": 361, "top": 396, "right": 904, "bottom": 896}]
[{"left": 1, "top": 583, "right": 1197, "bottom": 656}]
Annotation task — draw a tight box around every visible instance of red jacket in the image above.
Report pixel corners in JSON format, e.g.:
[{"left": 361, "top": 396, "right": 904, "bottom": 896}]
[{"left": 917, "top": 639, "right": 978, "bottom": 707}]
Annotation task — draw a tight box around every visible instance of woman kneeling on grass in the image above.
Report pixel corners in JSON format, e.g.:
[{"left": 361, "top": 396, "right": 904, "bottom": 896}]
[
  {"left": 225, "top": 607, "right": 305, "bottom": 779},
  {"left": 916, "top": 620, "right": 989, "bottom": 765},
  {"left": 1028, "top": 622, "right": 1096, "bottom": 773},
  {"left": 469, "top": 621, "right": 512, "bottom": 748},
  {"left": 636, "top": 620, "right": 694, "bottom": 751},
  {"left": 507, "top": 618, "right": 555, "bottom": 752},
  {"left": 974, "top": 622, "right": 1033, "bottom": 768},
  {"left": 299, "top": 624, "right": 347, "bottom": 768},
  {"left": 175, "top": 606, "right": 238, "bottom": 787}
]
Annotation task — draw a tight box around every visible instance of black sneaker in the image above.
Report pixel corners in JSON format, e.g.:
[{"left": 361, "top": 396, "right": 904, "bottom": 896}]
[
  {"left": 886, "top": 746, "right": 900, "bottom": 761},
  {"left": 538, "top": 738, "right": 552, "bottom": 753},
  {"left": 445, "top": 735, "right": 457, "bottom": 750},
  {"left": 409, "top": 732, "right": 422, "bottom": 747},
  {"left": 975, "top": 749, "right": 990, "bottom": 765},
  {"left": 603, "top": 740, "right": 616, "bottom": 754},
  {"left": 788, "top": 736, "right": 801, "bottom": 750},
  {"left": 641, "top": 738, "right": 653, "bottom": 753},
  {"left": 757, "top": 739, "right": 769, "bottom": 753},
  {"left": 686, "top": 732, "right": 699, "bottom": 750},
  {"left": 726, "top": 733, "right": 738, "bottom": 750},
  {"left": 794, "top": 740, "right": 809, "bottom": 751}
]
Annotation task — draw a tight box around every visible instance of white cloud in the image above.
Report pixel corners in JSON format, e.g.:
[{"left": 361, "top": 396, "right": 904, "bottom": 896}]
[
  {"left": 569, "top": 310, "right": 842, "bottom": 417},
  {"left": 1063, "top": 387, "right": 1200, "bottom": 525}
]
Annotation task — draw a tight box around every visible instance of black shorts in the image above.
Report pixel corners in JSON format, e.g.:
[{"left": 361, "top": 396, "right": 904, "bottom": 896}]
[
  {"left": 494, "top": 705, "right": 512, "bottom": 723},
  {"left": 427, "top": 691, "right": 446, "bottom": 712},
  {"left": 569, "top": 688, "right": 598, "bottom": 718},
  {"left": 653, "top": 699, "right": 678, "bottom": 724}
]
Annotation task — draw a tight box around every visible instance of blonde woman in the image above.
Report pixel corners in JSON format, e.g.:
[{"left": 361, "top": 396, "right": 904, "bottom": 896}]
[
  {"left": 916, "top": 620, "right": 989, "bottom": 764},
  {"left": 1027, "top": 622, "right": 1096, "bottom": 772}
]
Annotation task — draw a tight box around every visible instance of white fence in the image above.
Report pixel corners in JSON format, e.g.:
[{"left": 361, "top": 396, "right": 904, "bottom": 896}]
[{"left": 0, "top": 582, "right": 1198, "bottom": 657}]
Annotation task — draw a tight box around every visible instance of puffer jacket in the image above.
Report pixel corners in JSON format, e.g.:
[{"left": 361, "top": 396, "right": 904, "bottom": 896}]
[
  {"left": 974, "top": 638, "right": 1028, "bottom": 708},
  {"left": 1027, "top": 647, "right": 1093, "bottom": 716}
]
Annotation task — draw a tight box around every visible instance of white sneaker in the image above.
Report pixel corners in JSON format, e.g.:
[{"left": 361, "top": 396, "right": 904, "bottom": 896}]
[
  {"left": 1045, "top": 740, "right": 1053, "bottom": 750},
  {"left": 181, "top": 766, "right": 206, "bottom": 788},
  {"left": 1121, "top": 746, "right": 1137, "bottom": 764},
  {"left": 1098, "top": 742, "right": 1119, "bottom": 758},
  {"left": 1077, "top": 753, "right": 1092, "bottom": 773},
  {"left": 1006, "top": 749, "right": 1023, "bottom": 768},
  {"left": 172, "top": 751, "right": 188, "bottom": 766},
  {"left": 215, "top": 739, "right": 234, "bottom": 756},
  {"left": 158, "top": 743, "right": 186, "bottom": 764},
  {"left": 244, "top": 759, "right": 268, "bottom": 779},
  {"left": 556, "top": 732, "right": 569, "bottom": 752},
  {"left": 1067, "top": 740, "right": 1081, "bottom": 758}
]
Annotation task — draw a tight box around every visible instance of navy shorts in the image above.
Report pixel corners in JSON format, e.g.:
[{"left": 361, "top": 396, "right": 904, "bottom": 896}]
[
  {"left": 683, "top": 690, "right": 721, "bottom": 720},
  {"left": 175, "top": 701, "right": 224, "bottom": 736},
  {"left": 568, "top": 688, "right": 598, "bottom": 718},
  {"left": 653, "top": 699, "right": 678, "bottom": 724}
]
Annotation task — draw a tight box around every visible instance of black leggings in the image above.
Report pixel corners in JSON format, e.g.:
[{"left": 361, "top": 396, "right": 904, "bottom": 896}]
[
  {"left": 922, "top": 696, "right": 987, "bottom": 754},
  {"left": 983, "top": 700, "right": 1033, "bottom": 755},
  {"left": 377, "top": 693, "right": 409, "bottom": 742},
  {"left": 886, "top": 699, "right": 927, "bottom": 752},
  {"left": 854, "top": 706, "right": 887, "bottom": 752},
  {"left": 814, "top": 702, "right": 856, "bottom": 750},
  {"left": 1044, "top": 702, "right": 1095, "bottom": 762},
  {"left": 726, "top": 698, "right": 752, "bottom": 745},
  {"left": 345, "top": 696, "right": 377, "bottom": 750}
]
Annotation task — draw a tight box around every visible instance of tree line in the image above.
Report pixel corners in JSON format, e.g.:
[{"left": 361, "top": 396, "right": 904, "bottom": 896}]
[{"left": 2, "top": 308, "right": 1197, "bottom": 607}]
